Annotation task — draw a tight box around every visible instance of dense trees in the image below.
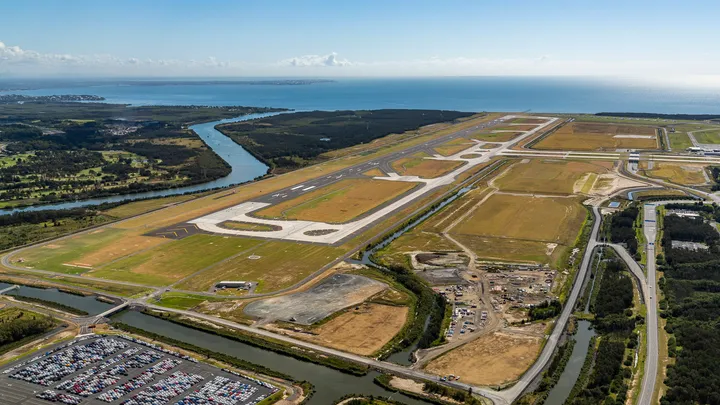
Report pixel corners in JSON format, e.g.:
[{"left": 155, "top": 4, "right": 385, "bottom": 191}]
[
  {"left": 608, "top": 207, "right": 639, "bottom": 255},
  {"left": 0, "top": 113, "right": 233, "bottom": 205},
  {"left": 528, "top": 299, "right": 562, "bottom": 321},
  {"left": 0, "top": 309, "right": 56, "bottom": 352},
  {"left": 218, "top": 110, "right": 474, "bottom": 170},
  {"left": 659, "top": 209, "right": 720, "bottom": 404}
]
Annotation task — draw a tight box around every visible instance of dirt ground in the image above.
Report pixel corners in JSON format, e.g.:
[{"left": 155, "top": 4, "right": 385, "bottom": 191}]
[
  {"left": 254, "top": 178, "right": 418, "bottom": 223},
  {"left": 424, "top": 331, "right": 542, "bottom": 386},
  {"left": 269, "top": 303, "right": 408, "bottom": 356},
  {"left": 533, "top": 121, "right": 659, "bottom": 151},
  {"left": 244, "top": 273, "right": 387, "bottom": 324}
]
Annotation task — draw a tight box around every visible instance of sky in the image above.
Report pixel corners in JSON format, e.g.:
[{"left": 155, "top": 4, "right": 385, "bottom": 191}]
[{"left": 2, "top": 0, "right": 720, "bottom": 81}]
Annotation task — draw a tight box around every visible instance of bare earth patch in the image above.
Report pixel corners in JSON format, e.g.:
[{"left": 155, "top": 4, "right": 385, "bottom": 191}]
[
  {"left": 269, "top": 303, "right": 409, "bottom": 356},
  {"left": 424, "top": 331, "right": 542, "bottom": 386}
]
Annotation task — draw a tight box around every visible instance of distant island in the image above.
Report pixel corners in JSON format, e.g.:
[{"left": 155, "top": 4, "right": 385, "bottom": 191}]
[
  {"left": 0, "top": 79, "right": 335, "bottom": 92},
  {"left": 121, "top": 79, "right": 336, "bottom": 86},
  {"left": 0, "top": 94, "right": 105, "bottom": 103}
]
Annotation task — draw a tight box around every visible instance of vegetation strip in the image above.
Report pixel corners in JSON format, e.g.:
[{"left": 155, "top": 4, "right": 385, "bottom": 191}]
[
  {"left": 136, "top": 309, "right": 370, "bottom": 375},
  {"left": 9, "top": 295, "right": 89, "bottom": 316}
]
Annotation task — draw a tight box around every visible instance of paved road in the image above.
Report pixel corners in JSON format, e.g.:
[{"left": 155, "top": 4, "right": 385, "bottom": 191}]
[
  {"left": 499, "top": 206, "right": 603, "bottom": 401},
  {"left": 638, "top": 202, "right": 659, "bottom": 405}
]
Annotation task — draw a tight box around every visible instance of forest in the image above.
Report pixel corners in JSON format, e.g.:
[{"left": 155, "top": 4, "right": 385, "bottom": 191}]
[
  {"left": 608, "top": 206, "right": 639, "bottom": 255},
  {"left": 217, "top": 109, "right": 474, "bottom": 171},
  {"left": 659, "top": 208, "right": 720, "bottom": 404},
  {"left": 0, "top": 102, "right": 266, "bottom": 206},
  {"left": 568, "top": 254, "right": 636, "bottom": 405},
  {"left": 528, "top": 299, "right": 562, "bottom": 321},
  {"left": 0, "top": 308, "right": 56, "bottom": 354},
  {"left": 596, "top": 112, "right": 720, "bottom": 120}
]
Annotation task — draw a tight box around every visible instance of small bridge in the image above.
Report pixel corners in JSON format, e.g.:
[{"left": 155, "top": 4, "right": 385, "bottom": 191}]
[
  {"left": 92, "top": 302, "right": 129, "bottom": 323},
  {"left": 0, "top": 285, "right": 19, "bottom": 295}
]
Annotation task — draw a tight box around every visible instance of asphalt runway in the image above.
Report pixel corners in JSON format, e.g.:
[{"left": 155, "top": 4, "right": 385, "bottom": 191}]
[
  {"left": 252, "top": 117, "right": 506, "bottom": 205},
  {"left": 0, "top": 335, "right": 275, "bottom": 405}
]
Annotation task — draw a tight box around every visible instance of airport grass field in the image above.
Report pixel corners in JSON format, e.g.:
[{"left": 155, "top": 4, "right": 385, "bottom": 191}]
[
  {"left": 433, "top": 138, "right": 476, "bottom": 156},
  {"left": 390, "top": 153, "right": 465, "bottom": 178},
  {"left": 693, "top": 130, "right": 720, "bottom": 144},
  {"left": 176, "top": 241, "right": 346, "bottom": 293},
  {"left": 641, "top": 162, "right": 709, "bottom": 185},
  {"left": 87, "top": 234, "right": 265, "bottom": 285},
  {"left": 471, "top": 131, "right": 524, "bottom": 142},
  {"left": 493, "top": 159, "right": 614, "bottom": 194},
  {"left": 533, "top": 121, "right": 659, "bottom": 151},
  {"left": 255, "top": 178, "right": 419, "bottom": 223},
  {"left": 451, "top": 193, "right": 586, "bottom": 244}
]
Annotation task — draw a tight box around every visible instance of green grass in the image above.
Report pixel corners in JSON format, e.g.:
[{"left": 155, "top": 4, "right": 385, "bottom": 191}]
[
  {"left": 88, "top": 235, "right": 264, "bottom": 286},
  {"left": 154, "top": 292, "right": 226, "bottom": 310},
  {"left": 693, "top": 130, "right": 720, "bottom": 144},
  {"left": 16, "top": 228, "right": 126, "bottom": 274},
  {"left": 176, "top": 241, "right": 345, "bottom": 293},
  {"left": 101, "top": 194, "right": 197, "bottom": 218},
  {"left": 668, "top": 133, "right": 693, "bottom": 150}
]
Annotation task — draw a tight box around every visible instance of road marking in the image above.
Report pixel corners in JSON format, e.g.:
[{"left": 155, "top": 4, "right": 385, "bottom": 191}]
[
  {"left": 302, "top": 186, "right": 316, "bottom": 191},
  {"left": 290, "top": 185, "right": 304, "bottom": 190}
]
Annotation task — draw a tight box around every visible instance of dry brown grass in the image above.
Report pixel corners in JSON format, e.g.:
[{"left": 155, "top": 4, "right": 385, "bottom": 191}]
[
  {"left": 642, "top": 163, "right": 709, "bottom": 185},
  {"left": 391, "top": 153, "right": 465, "bottom": 178},
  {"left": 495, "top": 124, "right": 538, "bottom": 131},
  {"left": 363, "top": 168, "right": 386, "bottom": 177},
  {"left": 70, "top": 236, "right": 168, "bottom": 268},
  {"left": 451, "top": 193, "right": 586, "bottom": 244},
  {"left": 533, "top": 121, "right": 659, "bottom": 150},
  {"left": 452, "top": 234, "right": 566, "bottom": 265},
  {"left": 509, "top": 118, "right": 548, "bottom": 124},
  {"left": 425, "top": 332, "right": 542, "bottom": 386},
  {"left": 471, "top": 132, "right": 523, "bottom": 142},
  {"left": 433, "top": 139, "right": 476, "bottom": 156},
  {"left": 255, "top": 178, "right": 418, "bottom": 223},
  {"left": 494, "top": 159, "right": 613, "bottom": 194},
  {"left": 279, "top": 303, "right": 408, "bottom": 356}
]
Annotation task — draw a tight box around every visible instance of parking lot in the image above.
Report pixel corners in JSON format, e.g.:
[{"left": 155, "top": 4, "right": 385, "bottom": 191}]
[{"left": 0, "top": 335, "right": 277, "bottom": 405}]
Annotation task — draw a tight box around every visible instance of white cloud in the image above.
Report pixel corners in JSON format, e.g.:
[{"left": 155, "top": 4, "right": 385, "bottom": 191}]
[
  {"left": 2, "top": 39, "right": 720, "bottom": 83},
  {"left": 280, "top": 52, "right": 352, "bottom": 67}
]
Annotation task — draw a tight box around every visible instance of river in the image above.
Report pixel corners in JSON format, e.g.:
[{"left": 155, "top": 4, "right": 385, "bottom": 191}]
[
  {"left": 0, "top": 281, "right": 114, "bottom": 315},
  {"left": 0, "top": 284, "right": 429, "bottom": 404},
  {"left": 3, "top": 112, "right": 276, "bottom": 214}
]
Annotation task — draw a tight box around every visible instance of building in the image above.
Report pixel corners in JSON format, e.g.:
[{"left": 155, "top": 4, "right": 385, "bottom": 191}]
[{"left": 216, "top": 281, "right": 251, "bottom": 289}]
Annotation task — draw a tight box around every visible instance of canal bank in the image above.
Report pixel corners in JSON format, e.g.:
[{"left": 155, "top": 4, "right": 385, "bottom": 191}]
[{"left": 0, "top": 283, "right": 433, "bottom": 404}]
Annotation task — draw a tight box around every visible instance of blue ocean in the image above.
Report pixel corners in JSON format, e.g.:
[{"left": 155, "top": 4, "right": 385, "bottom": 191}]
[{"left": 5, "top": 77, "right": 720, "bottom": 114}]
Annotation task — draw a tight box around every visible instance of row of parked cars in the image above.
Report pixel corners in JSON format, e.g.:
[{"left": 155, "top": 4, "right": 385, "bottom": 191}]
[
  {"left": 118, "top": 335, "right": 198, "bottom": 364},
  {"left": 176, "top": 376, "right": 260, "bottom": 405},
  {"left": 97, "top": 359, "right": 182, "bottom": 403},
  {"left": 36, "top": 389, "right": 82, "bottom": 404},
  {"left": 11, "top": 338, "right": 129, "bottom": 386},
  {"left": 121, "top": 371, "right": 205, "bottom": 405},
  {"left": 56, "top": 349, "right": 166, "bottom": 397}
]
